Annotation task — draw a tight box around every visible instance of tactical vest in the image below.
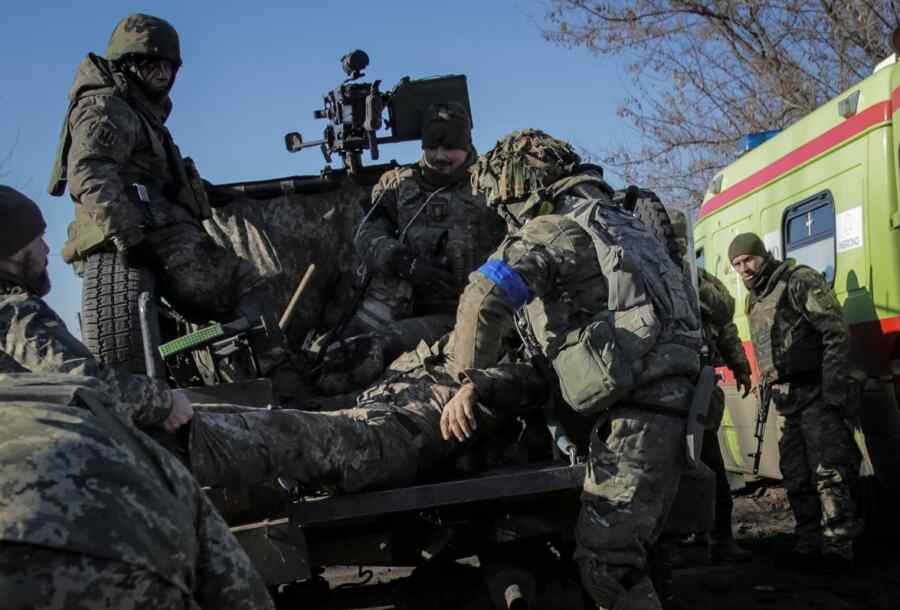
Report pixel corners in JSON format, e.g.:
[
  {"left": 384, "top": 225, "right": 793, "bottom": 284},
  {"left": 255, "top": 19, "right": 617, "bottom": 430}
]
[
  {"left": 392, "top": 168, "right": 506, "bottom": 314},
  {"left": 747, "top": 262, "right": 823, "bottom": 381},
  {"left": 0, "top": 375, "right": 198, "bottom": 595},
  {"left": 520, "top": 189, "right": 702, "bottom": 415}
]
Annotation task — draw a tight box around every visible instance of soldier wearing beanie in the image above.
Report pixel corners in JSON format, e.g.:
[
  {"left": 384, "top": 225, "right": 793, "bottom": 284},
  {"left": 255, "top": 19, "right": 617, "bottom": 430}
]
[
  {"left": 0, "top": 185, "right": 193, "bottom": 431},
  {"left": 0, "top": 186, "right": 50, "bottom": 297},
  {"left": 729, "top": 231, "right": 863, "bottom": 568},
  {"left": 335, "top": 102, "right": 505, "bottom": 394}
]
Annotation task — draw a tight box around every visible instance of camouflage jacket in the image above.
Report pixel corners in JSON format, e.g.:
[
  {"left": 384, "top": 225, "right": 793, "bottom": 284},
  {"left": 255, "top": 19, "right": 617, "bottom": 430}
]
[
  {"left": 0, "top": 373, "right": 274, "bottom": 610},
  {"left": 354, "top": 162, "right": 506, "bottom": 315},
  {"left": 746, "top": 258, "right": 851, "bottom": 412},
  {"left": 49, "top": 54, "right": 208, "bottom": 260},
  {"left": 0, "top": 279, "right": 171, "bottom": 427},
  {"left": 358, "top": 334, "right": 549, "bottom": 466},
  {"left": 451, "top": 191, "right": 700, "bottom": 412},
  {"left": 697, "top": 267, "right": 751, "bottom": 376}
]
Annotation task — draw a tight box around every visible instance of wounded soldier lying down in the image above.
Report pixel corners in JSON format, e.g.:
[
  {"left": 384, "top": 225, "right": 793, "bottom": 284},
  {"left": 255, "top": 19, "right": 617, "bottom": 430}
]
[{"left": 188, "top": 335, "right": 547, "bottom": 493}]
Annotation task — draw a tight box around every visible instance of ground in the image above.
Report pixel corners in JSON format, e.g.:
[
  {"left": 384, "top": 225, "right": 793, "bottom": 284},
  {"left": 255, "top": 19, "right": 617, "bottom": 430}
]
[{"left": 291, "top": 482, "right": 900, "bottom": 610}]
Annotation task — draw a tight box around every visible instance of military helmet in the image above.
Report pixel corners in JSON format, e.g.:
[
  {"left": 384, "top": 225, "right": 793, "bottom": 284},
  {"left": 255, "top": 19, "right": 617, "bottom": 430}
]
[
  {"left": 106, "top": 14, "right": 182, "bottom": 67},
  {"left": 471, "top": 129, "right": 581, "bottom": 219}
]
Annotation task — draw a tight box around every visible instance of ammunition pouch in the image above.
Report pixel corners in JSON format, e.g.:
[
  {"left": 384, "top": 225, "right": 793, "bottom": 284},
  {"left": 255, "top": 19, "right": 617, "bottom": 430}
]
[
  {"left": 61, "top": 212, "right": 112, "bottom": 264},
  {"left": 551, "top": 319, "right": 635, "bottom": 416}
]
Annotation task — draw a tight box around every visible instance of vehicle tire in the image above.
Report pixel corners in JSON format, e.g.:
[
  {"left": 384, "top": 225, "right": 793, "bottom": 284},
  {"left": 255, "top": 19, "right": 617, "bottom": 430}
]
[
  {"left": 630, "top": 189, "right": 680, "bottom": 263},
  {"left": 81, "top": 252, "right": 155, "bottom": 374}
]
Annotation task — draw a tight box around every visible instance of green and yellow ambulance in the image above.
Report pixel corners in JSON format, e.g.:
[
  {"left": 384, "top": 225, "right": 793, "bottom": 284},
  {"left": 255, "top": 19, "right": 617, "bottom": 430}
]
[{"left": 695, "top": 54, "right": 900, "bottom": 489}]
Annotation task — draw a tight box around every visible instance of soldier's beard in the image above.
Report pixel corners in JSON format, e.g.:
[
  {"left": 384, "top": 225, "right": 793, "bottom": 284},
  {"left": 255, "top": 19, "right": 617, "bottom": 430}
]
[{"left": 21, "top": 252, "right": 51, "bottom": 297}]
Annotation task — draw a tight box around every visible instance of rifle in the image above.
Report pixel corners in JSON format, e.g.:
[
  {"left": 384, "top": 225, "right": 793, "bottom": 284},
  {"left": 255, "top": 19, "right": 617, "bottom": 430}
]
[
  {"left": 283, "top": 50, "right": 471, "bottom": 175},
  {"left": 749, "top": 373, "right": 772, "bottom": 474}
]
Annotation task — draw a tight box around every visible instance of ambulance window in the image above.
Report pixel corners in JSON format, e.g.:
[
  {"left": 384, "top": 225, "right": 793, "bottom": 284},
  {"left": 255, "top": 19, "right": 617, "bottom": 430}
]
[
  {"left": 783, "top": 191, "right": 835, "bottom": 284},
  {"left": 695, "top": 247, "right": 705, "bottom": 270}
]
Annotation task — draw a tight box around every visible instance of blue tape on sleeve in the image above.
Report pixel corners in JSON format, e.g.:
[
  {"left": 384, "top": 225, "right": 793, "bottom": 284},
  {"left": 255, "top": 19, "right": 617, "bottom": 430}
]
[{"left": 477, "top": 259, "right": 532, "bottom": 308}]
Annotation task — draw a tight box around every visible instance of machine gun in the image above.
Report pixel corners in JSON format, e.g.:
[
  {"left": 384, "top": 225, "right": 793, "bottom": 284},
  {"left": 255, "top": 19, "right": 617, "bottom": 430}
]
[
  {"left": 749, "top": 373, "right": 773, "bottom": 474},
  {"left": 284, "top": 50, "right": 472, "bottom": 175}
]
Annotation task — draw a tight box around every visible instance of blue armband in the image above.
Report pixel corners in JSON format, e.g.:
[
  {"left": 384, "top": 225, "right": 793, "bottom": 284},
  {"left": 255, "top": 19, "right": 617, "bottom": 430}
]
[{"left": 476, "top": 260, "right": 532, "bottom": 309}]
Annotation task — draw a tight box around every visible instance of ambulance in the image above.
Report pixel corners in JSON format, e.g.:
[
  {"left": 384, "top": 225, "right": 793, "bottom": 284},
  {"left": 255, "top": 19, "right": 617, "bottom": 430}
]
[{"left": 694, "top": 50, "right": 900, "bottom": 493}]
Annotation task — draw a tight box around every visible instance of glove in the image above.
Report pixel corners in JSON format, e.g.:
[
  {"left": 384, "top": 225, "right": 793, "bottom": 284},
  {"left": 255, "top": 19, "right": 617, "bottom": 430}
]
[
  {"left": 390, "top": 249, "right": 455, "bottom": 293},
  {"left": 735, "top": 371, "right": 752, "bottom": 398}
]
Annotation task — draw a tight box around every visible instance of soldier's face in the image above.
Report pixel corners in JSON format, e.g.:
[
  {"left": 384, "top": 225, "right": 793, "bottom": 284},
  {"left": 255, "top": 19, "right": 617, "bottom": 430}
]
[
  {"left": 423, "top": 146, "right": 468, "bottom": 174},
  {"left": 2, "top": 235, "right": 51, "bottom": 296},
  {"left": 136, "top": 58, "right": 176, "bottom": 95},
  {"left": 731, "top": 254, "right": 765, "bottom": 287}
]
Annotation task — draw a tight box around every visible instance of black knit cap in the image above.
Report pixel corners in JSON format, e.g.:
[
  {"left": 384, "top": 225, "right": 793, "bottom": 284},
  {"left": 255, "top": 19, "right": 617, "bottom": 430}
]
[
  {"left": 728, "top": 232, "right": 767, "bottom": 262},
  {"left": 0, "top": 186, "right": 47, "bottom": 259}
]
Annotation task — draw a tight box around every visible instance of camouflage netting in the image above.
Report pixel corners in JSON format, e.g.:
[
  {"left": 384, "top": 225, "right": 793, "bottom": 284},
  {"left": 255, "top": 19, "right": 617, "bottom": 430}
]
[{"left": 204, "top": 178, "right": 367, "bottom": 346}]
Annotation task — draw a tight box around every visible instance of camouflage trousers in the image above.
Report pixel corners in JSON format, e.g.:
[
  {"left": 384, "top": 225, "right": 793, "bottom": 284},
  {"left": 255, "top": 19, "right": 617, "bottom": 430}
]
[
  {"left": 575, "top": 406, "right": 685, "bottom": 610},
  {"left": 189, "top": 403, "right": 451, "bottom": 494},
  {"left": 0, "top": 543, "right": 194, "bottom": 610},
  {"left": 777, "top": 393, "right": 862, "bottom": 557},
  {"left": 704, "top": 386, "right": 735, "bottom": 539},
  {"left": 142, "top": 221, "right": 265, "bottom": 323}
]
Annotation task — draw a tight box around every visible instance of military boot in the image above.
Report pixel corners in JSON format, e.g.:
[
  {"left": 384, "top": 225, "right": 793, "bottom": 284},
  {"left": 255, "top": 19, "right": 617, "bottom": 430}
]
[{"left": 707, "top": 533, "right": 752, "bottom": 563}]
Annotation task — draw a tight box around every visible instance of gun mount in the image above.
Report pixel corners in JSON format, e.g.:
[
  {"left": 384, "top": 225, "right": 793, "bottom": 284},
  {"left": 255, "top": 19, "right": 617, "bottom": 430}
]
[{"left": 284, "top": 50, "right": 471, "bottom": 174}]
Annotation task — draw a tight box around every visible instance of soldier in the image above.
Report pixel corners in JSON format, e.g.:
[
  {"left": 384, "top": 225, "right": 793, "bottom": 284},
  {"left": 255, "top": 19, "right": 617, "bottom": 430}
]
[
  {"left": 728, "top": 232, "right": 862, "bottom": 567},
  {"left": 47, "top": 14, "right": 301, "bottom": 396},
  {"left": 441, "top": 130, "right": 703, "bottom": 609},
  {"left": 348, "top": 102, "right": 506, "bottom": 366},
  {"left": 668, "top": 208, "right": 752, "bottom": 562},
  {"left": 188, "top": 333, "right": 546, "bottom": 493},
  {"left": 0, "top": 372, "right": 275, "bottom": 610},
  {"left": 0, "top": 185, "right": 191, "bottom": 433}
]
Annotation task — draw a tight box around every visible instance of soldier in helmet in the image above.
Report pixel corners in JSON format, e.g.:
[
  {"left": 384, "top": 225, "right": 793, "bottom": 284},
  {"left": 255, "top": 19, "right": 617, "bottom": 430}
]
[
  {"left": 340, "top": 103, "right": 505, "bottom": 389},
  {"left": 48, "top": 14, "right": 302, "bottom": 398},
  {"left": 441, "top": 129, "right": 703, "bottom": 609},
  {"left": 0, "top": 185, "right": 192, "bottom": 433},
  {"left": 729, "top": 232, "right": 862, "bottom": 568},
  {"left": 660, "top": 207, "right": 753, "bottom": 562},
  {"left": 0, "top": 372, "right": 274, "bottom": 610}
]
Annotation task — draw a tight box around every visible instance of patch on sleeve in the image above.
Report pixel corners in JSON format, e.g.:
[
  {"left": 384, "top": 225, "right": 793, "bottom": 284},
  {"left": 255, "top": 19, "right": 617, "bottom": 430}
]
[
  {"left": 86, "top": 118, "right": 119, "bottom": 149},
  {"left": 476, "top": 260, "right": 532, "bottom": 308}
]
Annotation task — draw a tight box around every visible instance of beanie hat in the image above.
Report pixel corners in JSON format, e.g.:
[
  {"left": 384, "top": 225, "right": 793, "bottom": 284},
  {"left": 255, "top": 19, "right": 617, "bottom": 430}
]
[
  {"left": 728, "top": 232, "right": 767, "bottom": 262},
  {"left": 0, "top": 186, "right": 46, "bottom": 259}
]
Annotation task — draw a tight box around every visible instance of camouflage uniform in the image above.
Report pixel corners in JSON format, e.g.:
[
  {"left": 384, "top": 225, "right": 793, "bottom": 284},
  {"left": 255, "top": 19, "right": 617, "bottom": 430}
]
[
  {"left": 697, "top": 267, "right": 753, "bottom": 543},
  {"left": 49, "top": 17, "right": 270, "bottom": 326},
  {"left": 455, "top": 131, "right": 702, "bottom": 609},
  {"left": 0, "top": 277, "right": 172, "bottom": 427},
  {"left": 0, "top": 373, "right": 274, "bottom": 610},
  {"left": 668, "top": 207, "right": 752, "bottom": 547},
  {"left": 189, "top": 336, "right": 546, "bottom": 492},
  {"left": 745, "top": 256, "right": 862, "bottom": 557},
  {"left": 351, "top": 105, "right": 506, "bottom": 361}
]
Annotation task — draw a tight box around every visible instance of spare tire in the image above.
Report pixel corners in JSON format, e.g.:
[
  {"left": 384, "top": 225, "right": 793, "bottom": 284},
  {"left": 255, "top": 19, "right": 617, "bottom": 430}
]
[
  {"left": 629, "top": 189, "right": 680, "bottom": 263},
  {"left": 81, "top": 252, "right": 155, "bottom": 374}
]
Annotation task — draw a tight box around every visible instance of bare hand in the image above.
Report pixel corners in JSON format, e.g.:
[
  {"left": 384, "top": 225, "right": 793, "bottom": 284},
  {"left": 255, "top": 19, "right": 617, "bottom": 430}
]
[
  {"left": 163, "top": 389, "right": 194, "bottom": 433},
  {"left": 736, "top": 373, "right": 752, "bottom": 398},
  {"left": 440, "top": 383, "right": 479, "bottom": 442}
]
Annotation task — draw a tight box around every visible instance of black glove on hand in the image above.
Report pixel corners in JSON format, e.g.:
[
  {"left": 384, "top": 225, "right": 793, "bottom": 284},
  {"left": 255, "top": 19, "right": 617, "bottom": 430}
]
[{"left": 390, "top": 249, "right": 456, "bottom": 292}]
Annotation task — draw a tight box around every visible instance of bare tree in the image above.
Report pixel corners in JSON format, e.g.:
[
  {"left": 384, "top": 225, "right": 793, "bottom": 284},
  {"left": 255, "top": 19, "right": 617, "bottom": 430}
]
[{"left": 543, "top": 1, "right": 900, "bottom": 207}]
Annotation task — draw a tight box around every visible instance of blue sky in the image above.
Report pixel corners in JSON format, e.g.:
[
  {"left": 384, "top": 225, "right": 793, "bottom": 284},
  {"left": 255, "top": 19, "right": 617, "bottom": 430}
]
[{"left": 1, "top": 1, "right": 632, "bottom": 333}]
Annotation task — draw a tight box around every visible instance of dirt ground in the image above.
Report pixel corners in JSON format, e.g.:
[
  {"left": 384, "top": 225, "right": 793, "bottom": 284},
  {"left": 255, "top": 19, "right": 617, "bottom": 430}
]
[{"left": 301, "top": 482, "right": 900, "bottom": 610}]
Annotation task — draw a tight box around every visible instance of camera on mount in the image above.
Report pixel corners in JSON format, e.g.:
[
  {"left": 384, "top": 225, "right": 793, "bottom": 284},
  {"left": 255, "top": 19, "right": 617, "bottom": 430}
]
[{"left": 284, "top": 50, "right": 472, "bottom": 174}]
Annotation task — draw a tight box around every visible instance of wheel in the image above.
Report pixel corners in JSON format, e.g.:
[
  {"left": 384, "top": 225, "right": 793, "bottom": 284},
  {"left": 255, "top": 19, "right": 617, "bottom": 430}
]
[
  {"left": 81, "top": 252, "right": 155, "bottom": 374},
  {"left": 630, "top": 189, "right": 680, "bottom": 263}
]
